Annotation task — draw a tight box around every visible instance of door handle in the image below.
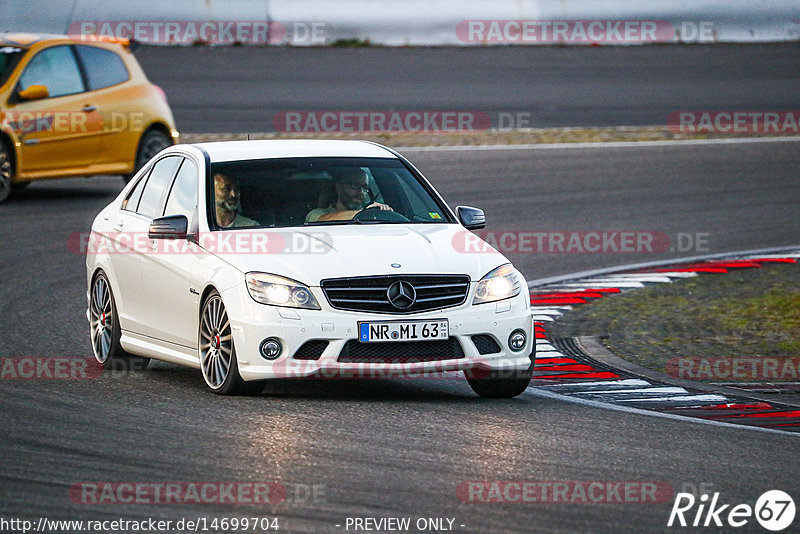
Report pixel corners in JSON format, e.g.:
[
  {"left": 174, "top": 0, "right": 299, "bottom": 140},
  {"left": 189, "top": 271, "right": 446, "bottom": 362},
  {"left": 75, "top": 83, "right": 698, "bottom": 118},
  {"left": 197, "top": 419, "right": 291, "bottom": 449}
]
[
  {"left": 82, "top": 105, "right": 97, "bottom": 112},
  {"left": 114, "top": 222, "right": 124, "bottom": 232}
]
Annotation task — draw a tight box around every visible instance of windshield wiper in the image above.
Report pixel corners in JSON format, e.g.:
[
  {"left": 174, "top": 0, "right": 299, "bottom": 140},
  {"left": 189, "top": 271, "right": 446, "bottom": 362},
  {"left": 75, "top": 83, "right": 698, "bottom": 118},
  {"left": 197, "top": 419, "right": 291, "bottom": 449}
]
[
  {"left": 303, "top": 219, "right": 364, "bottom": 226},
  {"left": 302, "top": 219, "right": 411, "bottom": 226}
]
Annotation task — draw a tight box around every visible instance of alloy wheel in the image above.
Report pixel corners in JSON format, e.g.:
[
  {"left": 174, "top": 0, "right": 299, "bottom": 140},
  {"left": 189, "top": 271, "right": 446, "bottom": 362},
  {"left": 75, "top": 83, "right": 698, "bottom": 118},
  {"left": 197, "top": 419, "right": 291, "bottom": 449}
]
[
  {"left": 90, "top": 276, "right": 114, "bottom": 364},
  {"left": 200, "top": 295, "right": 232, "bottom": 389}
]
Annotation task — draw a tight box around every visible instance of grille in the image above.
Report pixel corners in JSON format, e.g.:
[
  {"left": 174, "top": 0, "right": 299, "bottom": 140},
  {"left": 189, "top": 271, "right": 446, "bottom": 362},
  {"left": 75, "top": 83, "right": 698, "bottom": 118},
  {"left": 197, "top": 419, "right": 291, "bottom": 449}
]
[
  {"left": 293, "top": 340, "right": 329, "bottom": 360},
  {"left": 471, "top": 335, "right": 501, "bottom": 355},
  {"left": 337, "top": 338, "right": 465, "bottom": 364},
  {"left": 321, "top": 275, "right": 470, "bottom": 314}
]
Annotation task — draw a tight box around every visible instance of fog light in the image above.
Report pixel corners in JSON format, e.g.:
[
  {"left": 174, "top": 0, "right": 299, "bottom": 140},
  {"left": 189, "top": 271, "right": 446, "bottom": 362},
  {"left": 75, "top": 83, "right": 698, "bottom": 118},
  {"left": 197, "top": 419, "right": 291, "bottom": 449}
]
[
  {"left": 508, "top": 330, "right": 527, "bottom": 352},
  {"left": 259, "top": 338, "right": 282, "bottom": 360}
]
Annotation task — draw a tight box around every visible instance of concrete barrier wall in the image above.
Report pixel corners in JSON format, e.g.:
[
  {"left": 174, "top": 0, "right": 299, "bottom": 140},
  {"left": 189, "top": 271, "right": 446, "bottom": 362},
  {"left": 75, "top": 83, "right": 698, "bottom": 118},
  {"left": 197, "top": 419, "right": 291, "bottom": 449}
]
[{"left": 3, "top": 0, "right": 799, "bottom": 44}]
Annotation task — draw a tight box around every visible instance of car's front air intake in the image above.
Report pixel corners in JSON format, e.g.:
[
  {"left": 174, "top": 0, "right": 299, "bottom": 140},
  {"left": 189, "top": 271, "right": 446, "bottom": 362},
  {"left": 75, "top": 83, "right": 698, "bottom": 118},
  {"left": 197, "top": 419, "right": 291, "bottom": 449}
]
[{"left": 337, "top": 338, "right": 465, "bottom": 364}]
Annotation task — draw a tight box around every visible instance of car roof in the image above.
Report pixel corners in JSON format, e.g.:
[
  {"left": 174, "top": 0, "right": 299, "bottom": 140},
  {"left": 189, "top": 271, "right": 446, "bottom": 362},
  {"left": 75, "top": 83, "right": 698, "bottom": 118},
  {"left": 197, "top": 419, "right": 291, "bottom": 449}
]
[
  {"left": 0, "top": 33, "right": 64, "bottom": 47},
  {"left": 188, "top": 140, "right": 399, "bottom": 162},
  {"left": 0, "top": 33, "right": 129, "bottom": 49}
]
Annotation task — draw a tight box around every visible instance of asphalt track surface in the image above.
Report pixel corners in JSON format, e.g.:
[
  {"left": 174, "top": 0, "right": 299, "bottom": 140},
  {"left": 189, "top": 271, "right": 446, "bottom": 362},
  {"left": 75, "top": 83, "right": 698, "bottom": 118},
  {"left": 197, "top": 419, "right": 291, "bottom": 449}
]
[
  {"left": 132, "top": 44, "right": 800, "bottom": 131},
  {"left": 2, "top": 138, "right": 799, "bottom": 533}
]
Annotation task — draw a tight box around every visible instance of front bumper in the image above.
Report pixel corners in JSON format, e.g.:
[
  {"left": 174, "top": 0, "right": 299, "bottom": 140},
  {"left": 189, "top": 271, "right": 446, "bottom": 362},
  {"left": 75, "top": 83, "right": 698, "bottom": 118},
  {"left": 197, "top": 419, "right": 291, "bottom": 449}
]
[{"left": 225, "top": 286, "right": 534, "bottom": 381}]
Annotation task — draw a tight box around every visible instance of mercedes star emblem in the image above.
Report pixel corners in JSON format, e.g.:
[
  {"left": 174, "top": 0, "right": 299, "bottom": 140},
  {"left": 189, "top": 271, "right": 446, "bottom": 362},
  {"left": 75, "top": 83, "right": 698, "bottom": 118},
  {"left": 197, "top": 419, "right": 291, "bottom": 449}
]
[{"left": 386, "top": 280, "right": 416, "bottom": 309}]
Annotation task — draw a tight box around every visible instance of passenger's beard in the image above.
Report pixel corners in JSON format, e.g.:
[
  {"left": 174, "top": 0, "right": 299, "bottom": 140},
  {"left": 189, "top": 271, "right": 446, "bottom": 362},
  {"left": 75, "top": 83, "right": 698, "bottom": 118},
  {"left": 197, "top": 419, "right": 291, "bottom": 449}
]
[{"left": 217, "top": 198, "right": 239, "bottom": 213}]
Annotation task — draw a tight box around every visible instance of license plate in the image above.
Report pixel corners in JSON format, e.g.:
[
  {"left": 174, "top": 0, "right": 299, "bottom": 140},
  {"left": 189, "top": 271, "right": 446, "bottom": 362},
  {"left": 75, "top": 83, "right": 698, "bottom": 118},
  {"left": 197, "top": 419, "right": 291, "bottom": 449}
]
[{"left": 358, "top": 319, "right": 449, "bottom": 342}]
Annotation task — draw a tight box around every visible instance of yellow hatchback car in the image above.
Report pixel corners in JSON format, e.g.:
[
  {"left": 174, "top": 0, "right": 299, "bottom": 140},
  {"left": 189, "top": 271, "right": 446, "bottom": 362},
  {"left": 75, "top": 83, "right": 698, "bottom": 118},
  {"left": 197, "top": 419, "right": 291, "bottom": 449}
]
[{"left": 0, "top": 33, "right": 179, "bottom": 202}]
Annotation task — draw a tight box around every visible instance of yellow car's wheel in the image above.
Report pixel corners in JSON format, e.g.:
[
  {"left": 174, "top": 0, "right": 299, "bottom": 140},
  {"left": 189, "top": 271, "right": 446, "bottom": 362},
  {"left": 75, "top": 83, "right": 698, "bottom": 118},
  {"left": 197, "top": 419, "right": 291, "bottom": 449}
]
[
  {"left": 123, "top": 129, "right": 172, "bottom": 183},
  {"left": 0, "top": 141, "right": 13, "bottom": 203}
]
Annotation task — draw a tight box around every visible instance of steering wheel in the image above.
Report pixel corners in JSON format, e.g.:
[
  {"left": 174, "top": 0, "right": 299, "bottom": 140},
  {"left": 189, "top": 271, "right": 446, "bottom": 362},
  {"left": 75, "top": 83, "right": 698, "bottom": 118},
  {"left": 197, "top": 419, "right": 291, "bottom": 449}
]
[{"left": 352, "top": 206, "right": 410, "bottom": 222}]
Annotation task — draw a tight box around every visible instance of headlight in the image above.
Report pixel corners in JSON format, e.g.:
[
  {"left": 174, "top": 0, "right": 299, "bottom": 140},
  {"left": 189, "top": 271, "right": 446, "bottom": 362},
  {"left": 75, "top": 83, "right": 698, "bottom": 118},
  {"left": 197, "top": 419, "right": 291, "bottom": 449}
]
[
  {"left": 245, "top": 273, "right": 320, "bottom": 309},
  {"left": 473, "top": 264, "right": 521, "bottom": 305}
]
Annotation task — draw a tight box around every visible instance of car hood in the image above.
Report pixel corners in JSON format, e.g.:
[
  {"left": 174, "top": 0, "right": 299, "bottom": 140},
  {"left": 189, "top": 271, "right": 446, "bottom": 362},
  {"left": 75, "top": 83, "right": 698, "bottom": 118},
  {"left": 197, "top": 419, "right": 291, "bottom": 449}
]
[{"left": 203, "top": 224, "right": 509, "bottom": 285}]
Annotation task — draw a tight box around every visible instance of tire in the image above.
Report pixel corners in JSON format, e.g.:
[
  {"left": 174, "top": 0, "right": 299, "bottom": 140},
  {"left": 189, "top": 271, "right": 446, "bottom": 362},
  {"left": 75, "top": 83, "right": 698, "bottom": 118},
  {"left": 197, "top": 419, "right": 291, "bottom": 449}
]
[
  {"left": 89, "top": 272, "right": 150, "bottom": 371},
  {"left": 0, "top": 140, "right": 13, "bottom": 203},
  {"left": 199, "top": 291, "right": 263, "bottom": 395},
  {"left": 123, "top": 129, "right": 171, "bottom": 183},
  {"left": 465, "top": 360, "right": 534, "bottom": 399}
]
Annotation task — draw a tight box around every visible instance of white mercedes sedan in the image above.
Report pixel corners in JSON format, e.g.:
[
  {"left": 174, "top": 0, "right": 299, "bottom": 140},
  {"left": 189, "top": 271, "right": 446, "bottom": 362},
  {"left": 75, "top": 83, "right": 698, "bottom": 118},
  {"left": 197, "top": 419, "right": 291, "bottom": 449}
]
[{"left": 86, "top": 140, "right": 534, "bottom": 397}]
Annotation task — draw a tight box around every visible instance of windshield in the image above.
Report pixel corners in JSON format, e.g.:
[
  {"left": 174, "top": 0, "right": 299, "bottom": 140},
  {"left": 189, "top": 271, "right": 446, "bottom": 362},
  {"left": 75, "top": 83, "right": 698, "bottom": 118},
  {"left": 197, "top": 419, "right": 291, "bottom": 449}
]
[
  {"left": 207, "top": 156, "right": 455, "bottom": 229},
  {"left": 0, "top": 46, "right": 25, "bottom": 87}
]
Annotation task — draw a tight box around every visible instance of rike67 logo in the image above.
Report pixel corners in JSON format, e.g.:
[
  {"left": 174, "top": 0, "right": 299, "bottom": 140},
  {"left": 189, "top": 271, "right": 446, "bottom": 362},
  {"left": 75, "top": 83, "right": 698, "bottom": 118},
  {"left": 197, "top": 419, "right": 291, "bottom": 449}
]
[{"left": 668, "top": 490, "right": 795, "bottom": 531}]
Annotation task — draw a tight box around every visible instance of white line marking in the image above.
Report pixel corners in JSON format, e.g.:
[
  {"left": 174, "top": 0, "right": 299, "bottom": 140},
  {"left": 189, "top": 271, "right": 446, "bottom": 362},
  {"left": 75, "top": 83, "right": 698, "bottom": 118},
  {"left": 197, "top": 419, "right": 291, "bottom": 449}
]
[
  {"left": 646, "top": 272, "right": 699, "bottom": 278},
  {"left": 397, "top": 136, "right": 800, "bottom": 153},
  {"left": 573, "top": 281, "right": 646, "bottom": 288},
  {"left": 528, "top": 309, "right": 565, "bottom": 317},
  {"left": 745, "top": 254, "right": 800, "bottom": 259},
  {"left": 538, "top": 379, "right": 650, "bottom": 388},
  {"left": 616, "top": 394, "right": 728, "bottom": 403},
  {"left": 581, "top": 276, "right": 673, "bottom": 283},
  {"left": 531, "top": 286, "right": 596, "bottom": 292},
  {"left": 713, "top": 382, "right": 800, "bottom": 387},
  {"left": 581, "top": 275, "right": 672, "bottom": 284},
  {"left": 574, "top": 386, "right": 688, "bottom": 396},
  {"left": 525, "top": 387, "right": 799, "bottom": 436},
  {"left": 553, "top": 281, "right": 643, "bottom": 288},
  {"left": 527, "top": 247, "right": 800, "bottom": 288},
  {"left": 584, "top": 273, "right": 697, "bottom": 280}
]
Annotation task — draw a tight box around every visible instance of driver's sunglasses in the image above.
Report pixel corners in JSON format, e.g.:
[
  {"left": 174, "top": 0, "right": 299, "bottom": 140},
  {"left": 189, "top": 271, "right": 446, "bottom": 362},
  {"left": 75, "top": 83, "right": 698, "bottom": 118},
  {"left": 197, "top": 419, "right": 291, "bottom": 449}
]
[{"left": 341, "top": 182, "right": 369, "bottom": 192}]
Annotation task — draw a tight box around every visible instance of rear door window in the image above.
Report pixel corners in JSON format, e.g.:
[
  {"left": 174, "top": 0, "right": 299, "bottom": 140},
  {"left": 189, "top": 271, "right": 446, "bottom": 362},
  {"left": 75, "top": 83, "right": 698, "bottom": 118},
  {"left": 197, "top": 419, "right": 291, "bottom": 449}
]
[{"left": 74, "top": 45, "right": 129, "bottom": 90}]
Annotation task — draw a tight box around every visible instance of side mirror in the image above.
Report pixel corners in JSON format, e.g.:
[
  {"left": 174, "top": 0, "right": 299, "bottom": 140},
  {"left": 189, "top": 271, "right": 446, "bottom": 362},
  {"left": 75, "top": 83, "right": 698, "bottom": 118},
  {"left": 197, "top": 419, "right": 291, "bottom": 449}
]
[
  {"left": 149, "top": 215, "right": 188, "bottom": 239},
  {"left": 456, "top": 206, "right": 486, "bottom": 230},
  {"left": 17, "top": 85, "right": 49, "bottom": 101}
]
